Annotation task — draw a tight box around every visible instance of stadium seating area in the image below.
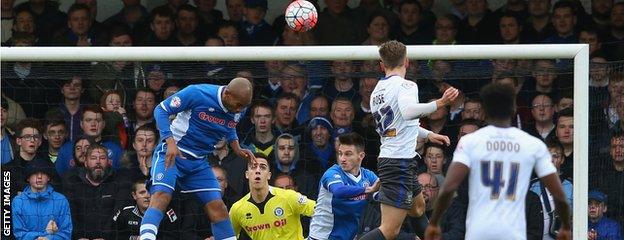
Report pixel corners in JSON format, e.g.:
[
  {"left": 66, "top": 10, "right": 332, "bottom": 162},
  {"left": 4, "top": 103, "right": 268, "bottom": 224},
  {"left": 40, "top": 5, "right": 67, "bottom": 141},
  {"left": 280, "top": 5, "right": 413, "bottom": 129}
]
[{"left": 1, "top": 0, "right": 623, "bottom": 239}]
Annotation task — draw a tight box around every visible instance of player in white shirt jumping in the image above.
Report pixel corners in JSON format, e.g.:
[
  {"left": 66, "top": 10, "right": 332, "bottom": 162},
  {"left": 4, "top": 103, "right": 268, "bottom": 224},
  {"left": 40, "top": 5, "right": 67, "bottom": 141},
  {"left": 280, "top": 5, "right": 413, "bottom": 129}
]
[
  {"left": 359, "top": 40, "right": 459, "bottom": 240},
  {"left": 425, "top": 82, "right": 571, "bottom": 240}
]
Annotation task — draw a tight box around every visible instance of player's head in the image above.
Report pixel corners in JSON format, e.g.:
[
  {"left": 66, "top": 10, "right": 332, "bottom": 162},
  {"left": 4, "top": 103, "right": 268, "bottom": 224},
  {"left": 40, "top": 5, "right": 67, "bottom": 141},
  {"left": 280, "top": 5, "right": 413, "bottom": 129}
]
[
  {"left": 479, "top": 82, "right": 516, "bottom": 123},
  {"left": 131, "top": 177, "right": 151, "bottom": 212},
  {"left": 246, "top": 153, "right": 271, "bottom": 190},
  {"left": 545, "top": 138, "right": 564, "bottom": 170},
  {"left": 223, "top": 77, "right": 253, "bottom": 113},
  {"left": 378, "top": 40, "right": 408, "bottom": 71},
  {"left": 337, "top": 132, "right": 366, "bottom": 174}
]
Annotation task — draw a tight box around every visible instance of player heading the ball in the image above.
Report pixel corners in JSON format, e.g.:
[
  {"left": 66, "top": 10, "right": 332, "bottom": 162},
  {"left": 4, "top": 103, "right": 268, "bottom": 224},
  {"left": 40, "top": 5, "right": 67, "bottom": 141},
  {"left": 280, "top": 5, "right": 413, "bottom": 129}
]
[
  {"left": 359, "top": 40, "right": 459, "bottom": 240},
  {"left": 139, "top": 77, "right": 255, "bottom": 240}
]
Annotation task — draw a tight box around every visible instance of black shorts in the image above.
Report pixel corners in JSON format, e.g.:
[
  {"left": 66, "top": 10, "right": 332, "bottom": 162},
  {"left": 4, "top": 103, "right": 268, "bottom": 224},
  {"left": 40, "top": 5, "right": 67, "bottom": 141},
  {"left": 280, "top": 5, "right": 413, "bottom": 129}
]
[{"left": 377, "top": 157, "right": 422, "bottom": 210}]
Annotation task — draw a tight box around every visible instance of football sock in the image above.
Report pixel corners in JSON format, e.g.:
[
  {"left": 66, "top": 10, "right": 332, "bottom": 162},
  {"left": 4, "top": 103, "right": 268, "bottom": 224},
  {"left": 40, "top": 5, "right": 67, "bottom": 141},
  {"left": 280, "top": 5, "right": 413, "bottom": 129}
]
[
  {"left": 211, "top": 218, "right": 236, "bottom": 240},
  {"left": 140, "top": 207, "right": 163, "bottom": 240}
]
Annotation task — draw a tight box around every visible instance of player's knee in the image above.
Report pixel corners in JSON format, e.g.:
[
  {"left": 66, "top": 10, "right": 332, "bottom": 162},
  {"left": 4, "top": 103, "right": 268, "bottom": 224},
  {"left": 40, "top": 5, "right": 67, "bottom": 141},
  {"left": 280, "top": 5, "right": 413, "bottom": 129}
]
[
  {"left": 409, "top": 196, "right": 426, "bottom": 217},
  {"left": 204, "top": 199, "right": 229, "bottom": 221}
]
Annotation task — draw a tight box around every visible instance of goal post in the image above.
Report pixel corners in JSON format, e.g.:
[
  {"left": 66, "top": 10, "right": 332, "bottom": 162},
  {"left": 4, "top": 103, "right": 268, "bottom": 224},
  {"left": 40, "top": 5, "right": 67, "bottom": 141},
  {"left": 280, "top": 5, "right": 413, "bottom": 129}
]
[{"left": 0, "top": 44, "right": 590, "bottom": 239}]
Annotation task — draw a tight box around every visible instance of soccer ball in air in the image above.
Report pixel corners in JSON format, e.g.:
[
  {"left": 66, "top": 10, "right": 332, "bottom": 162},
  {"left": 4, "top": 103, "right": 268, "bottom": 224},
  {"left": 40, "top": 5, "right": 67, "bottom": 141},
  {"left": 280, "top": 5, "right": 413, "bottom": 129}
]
[{"left": 285, "top": 0, "right": 318, "bottom": 32}]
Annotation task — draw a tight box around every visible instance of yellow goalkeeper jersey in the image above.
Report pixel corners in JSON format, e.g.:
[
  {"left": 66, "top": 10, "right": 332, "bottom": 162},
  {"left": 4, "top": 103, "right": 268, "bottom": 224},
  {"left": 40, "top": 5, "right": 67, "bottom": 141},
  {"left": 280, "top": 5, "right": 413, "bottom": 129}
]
[{"left": 230, "top": 186, "right": 316, "bottom": 240}]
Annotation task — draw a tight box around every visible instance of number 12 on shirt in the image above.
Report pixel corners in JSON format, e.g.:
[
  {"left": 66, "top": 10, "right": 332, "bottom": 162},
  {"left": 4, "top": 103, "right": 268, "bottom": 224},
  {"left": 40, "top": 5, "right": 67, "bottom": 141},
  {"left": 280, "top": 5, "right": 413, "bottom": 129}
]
[{"left": 480, "top": 160, "right": 520, "bottom": 200}]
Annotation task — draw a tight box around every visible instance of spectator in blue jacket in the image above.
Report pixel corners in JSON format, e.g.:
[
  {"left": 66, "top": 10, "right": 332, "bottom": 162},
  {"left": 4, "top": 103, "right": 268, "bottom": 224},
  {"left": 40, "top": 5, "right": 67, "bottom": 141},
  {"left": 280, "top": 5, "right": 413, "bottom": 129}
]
[
  {"left": 12, "top": 158, "right": 72, "bottom": 240},
  {"left": 55, "top": 105, "right": 122, "bottom": 175},
  {"left": 588, "top": 190, "right": 622, "bottom": 240}
]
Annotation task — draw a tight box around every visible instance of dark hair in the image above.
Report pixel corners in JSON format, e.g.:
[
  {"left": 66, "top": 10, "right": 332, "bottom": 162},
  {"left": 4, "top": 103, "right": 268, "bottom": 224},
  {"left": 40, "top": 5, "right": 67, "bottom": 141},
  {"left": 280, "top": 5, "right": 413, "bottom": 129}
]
[
  {"left": 556, "top": 107, "right": 573, "bottom": 122},
  {"left": 557, "top": 89, "right": 573, "bottom": 103},
  {"left": 251, "top": 101, "right": 274, "bottom": 118},
  {"left": 424, "top": 143, "right": 445, "bottom": 156},
  {"left": 545, "top": 138, "right": 564, "bottom": 152},
  {"left": 10, "top": 32, "right": 35, "bottom": 45},
  {"left": 108, "top": 24, "right": 132, "bottom": 41},
  {"left": 177, "top": 4, "right": 199, "bottom": 19},
  {"left": 15, "top": 118, "right": 42, "bottom": 137},
  {"left": 399, "top": 0, "right": 422, "bottom": 13},
  {"left": 71, "top": 135, "right": 97, "bottom": 164},
  {"left": 85, "top": 144, "right": 109, "bottom": 160},
  {"left": 45, "top": 119, "right": 66, "bottom": 130},
  {"left": 458, "top": 118, "right": 485, "bottom": 130},
  {"left": 367, "top": 11, "right": 390, "bottom": 28},
  {"left": 132, "top": 176, "right": 149, "bottom": 192},
  {"left": 82, "top": 105, "right": 104, "bottom": 120},
  {"left": 135, "top": 88, "right": 157, "bottom": 100},
  {"left": 134, "top": 124, "right": 159, "bottom": 145},
  {"left": 337, "top": 132, "right": 365, "bottom": 152},
  {"left": 67, "top": 3, "right": 91, "bottom": 19},
  {"left": 499, "top": 13, "right": 522, "bottom": 26},
  {"left": 479, "top": 82, "right": 516, "bottom": 121},
  {"left": 150, "top": 5, "right": 175, "bottom": 23},
  {"left": 552, "top": 1, "right": 576, "bottom": 15},
  {"left": 493, "top": 70, "right": 521, "bottom": 87},
  {"left": 464, "top": 97, "right": 483, "bottom": 107},
  {"left": 379, "top": 40, "right": 407, "bottom": 69},
  {"left": 276, "top": 92, "right": 300, "bottom": 106}
]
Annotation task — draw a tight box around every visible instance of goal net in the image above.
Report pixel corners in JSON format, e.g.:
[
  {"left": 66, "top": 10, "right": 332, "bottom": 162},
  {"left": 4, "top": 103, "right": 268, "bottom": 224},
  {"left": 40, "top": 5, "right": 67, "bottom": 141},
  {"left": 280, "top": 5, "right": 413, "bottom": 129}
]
[{"left": 0, "top": 44, "right": 612, "bottom": 240}]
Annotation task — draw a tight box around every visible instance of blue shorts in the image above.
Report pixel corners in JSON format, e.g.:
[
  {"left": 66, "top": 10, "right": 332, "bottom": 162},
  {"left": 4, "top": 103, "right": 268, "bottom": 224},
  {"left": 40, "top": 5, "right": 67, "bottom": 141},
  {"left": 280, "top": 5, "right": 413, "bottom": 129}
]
[{"left": 150, "top": 142, "right": 221, "bottom": 203}]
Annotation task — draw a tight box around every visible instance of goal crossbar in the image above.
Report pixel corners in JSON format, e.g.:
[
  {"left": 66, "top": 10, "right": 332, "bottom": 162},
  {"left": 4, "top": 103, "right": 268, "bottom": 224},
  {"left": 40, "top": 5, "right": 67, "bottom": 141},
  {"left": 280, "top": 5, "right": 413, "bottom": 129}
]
[{"left": 0, "top": 44, "right": 589, "bottom": 239}]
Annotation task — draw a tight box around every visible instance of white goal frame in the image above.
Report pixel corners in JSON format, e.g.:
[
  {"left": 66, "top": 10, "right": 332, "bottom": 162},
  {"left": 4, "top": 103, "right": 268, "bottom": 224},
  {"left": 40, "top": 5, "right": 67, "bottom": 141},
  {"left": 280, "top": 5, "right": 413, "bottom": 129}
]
[{"left": 1, "top": 44, "right": 589, "bottom": 239}]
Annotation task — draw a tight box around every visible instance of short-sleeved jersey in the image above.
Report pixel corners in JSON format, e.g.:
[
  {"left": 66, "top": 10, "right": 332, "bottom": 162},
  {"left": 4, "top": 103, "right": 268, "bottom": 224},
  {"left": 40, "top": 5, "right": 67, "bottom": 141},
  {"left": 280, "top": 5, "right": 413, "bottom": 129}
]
[
  {"left": 156, "top": 84, "right": 242, "bottom": 159},
  {"left": 230, "top": 186, "right": 316, "bottom": 240},
  {"left": 370, "top": 75, "right": 421, "bottom": 159},
  {"left": 452, "top": 125, "right": 557, "bottom": 240},
  {"left": 309, "top": 164, "right": 378, "bottom": 240}
]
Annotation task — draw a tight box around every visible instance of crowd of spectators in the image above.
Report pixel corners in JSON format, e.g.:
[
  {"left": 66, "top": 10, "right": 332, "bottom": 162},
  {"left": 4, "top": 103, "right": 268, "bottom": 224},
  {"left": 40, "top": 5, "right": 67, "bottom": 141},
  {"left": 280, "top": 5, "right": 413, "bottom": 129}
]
[{"left": 1, "top": 0, "right": 624, "bottom": 239}]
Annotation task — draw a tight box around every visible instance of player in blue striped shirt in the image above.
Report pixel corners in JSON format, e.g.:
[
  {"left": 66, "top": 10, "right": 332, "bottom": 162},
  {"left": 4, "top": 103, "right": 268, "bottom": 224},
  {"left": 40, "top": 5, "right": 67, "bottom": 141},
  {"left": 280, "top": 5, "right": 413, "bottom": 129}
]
[
  {"left": 139, "top": 78, "right": 255, "bottom": 240},
  {"left": 308, "top": 132, "right": 380, "bottom": 240}
]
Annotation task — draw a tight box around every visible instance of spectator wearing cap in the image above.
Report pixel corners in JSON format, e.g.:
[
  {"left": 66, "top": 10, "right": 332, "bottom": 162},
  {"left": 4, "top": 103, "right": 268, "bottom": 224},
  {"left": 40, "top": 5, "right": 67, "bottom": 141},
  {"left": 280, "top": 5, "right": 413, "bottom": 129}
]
[
  {"left": 302, "top": 116, "right": 336, "bottom": 175},
  {"left": 5, "top": 118, "right": 62, "bottom": 198},
  {"left": 11, "top": 158, "right": 72, "bottom": 240},
  {"left": 1, "top": 99, "right": 15, "bottom": 165},
  {"left": 588, "top": 190, "right": 623, "bottom": 240},
  {"left": 239, "top": 0, "right": 276, "bottom": 46},
  {"left": 144, "top": 63, "right": 172, "bottom": 101}
]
